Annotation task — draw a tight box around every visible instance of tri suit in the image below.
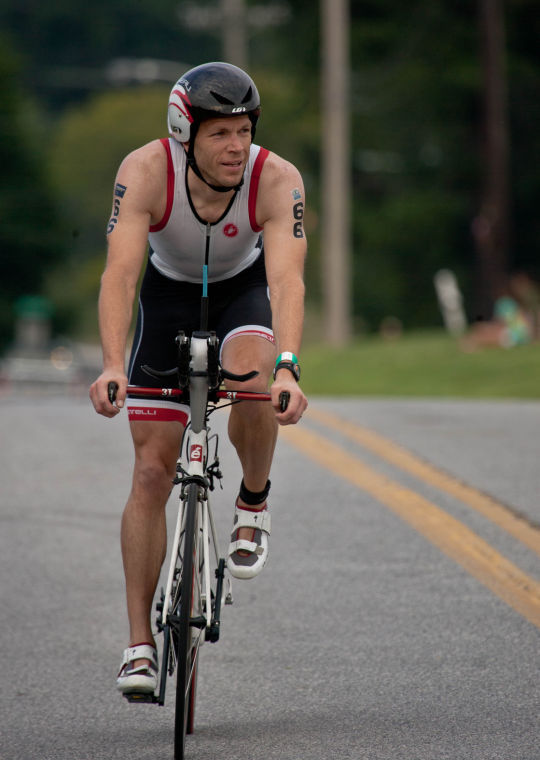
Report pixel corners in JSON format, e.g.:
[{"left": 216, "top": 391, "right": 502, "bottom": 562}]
[{"left": 126, "top": 139, "right": 274, "bottom": 424}]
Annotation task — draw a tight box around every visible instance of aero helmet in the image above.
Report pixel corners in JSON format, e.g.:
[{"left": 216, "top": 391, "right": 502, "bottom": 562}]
[
  {"left": 167, "top": 62, "right": 261, "bottom": 191},
  {"left": 168, "top": 62, "right": 260, "bottom": 142}
]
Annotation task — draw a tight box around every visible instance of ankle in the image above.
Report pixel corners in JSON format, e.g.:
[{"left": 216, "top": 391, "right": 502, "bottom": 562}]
[
  {"left": 238, "top": 478, "right": 271, "bottom": 507},
  {"left": 129, "top": 639, "right": 156, "bottom": 649},
  {"left": 237, "top": 499, "right": 267, "bottom": 512}
]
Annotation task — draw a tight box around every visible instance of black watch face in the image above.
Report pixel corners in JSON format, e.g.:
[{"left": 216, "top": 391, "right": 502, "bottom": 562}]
[{"left": 274, "top": 361, "right": 300, "bottom": 381}]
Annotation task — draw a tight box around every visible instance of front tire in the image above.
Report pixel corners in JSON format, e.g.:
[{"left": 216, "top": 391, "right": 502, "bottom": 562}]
[{"left": 173, "top": 482, "right": 201, "bottom": 760}]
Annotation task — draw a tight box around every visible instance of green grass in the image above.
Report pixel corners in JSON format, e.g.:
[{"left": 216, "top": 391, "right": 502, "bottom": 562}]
[{"left": 300, "top": 330, "right": 540, "bottom": 399}]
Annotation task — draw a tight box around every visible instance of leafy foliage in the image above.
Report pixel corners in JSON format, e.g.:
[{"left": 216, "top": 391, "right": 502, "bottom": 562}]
[
  {"left": 0, "top": 0, "right": 539, "bottom": 340},
  {"left": 0, "top": 40, "right": 64, "bottom": 349},
  {"left": 48, "top": 85, "right": 169, "bottom": 256}
]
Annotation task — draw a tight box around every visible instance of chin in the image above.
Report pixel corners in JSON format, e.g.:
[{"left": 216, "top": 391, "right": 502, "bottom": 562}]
[{"left": 219, "top": 174, "right": 243, "bottom": 187}]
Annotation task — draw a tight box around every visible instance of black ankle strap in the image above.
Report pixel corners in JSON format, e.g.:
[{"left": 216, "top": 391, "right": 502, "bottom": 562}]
[{"left": 238, "top": 479, "right": 271, "bottom": 506}]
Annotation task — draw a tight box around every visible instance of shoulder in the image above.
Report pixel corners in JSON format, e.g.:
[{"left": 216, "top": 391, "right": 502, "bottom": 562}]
[
  {"left": 258, "top": 149, "right": 303, "bottom": 188},
  {"left": 114, "top": 139, "right": 170, "bottom": 212},
  {"left": 118, "top": 139, "right": 169, "bottom": 179},
  {"left": 255, "top": 149, "right": 305, "bottom": 226}
]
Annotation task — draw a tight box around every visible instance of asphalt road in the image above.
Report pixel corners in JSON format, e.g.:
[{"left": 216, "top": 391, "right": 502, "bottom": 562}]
[{"left": 1, "top": 393, "right": 539, "bottom": 760}]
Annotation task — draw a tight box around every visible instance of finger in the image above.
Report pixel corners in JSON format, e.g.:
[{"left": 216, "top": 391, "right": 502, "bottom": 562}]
[
  {"left": 106, "top": 379, "right": 127, "bottom": 410},
  {"left": 100, "top": 390, "right": 121, "bottom": 417},
  {"left": 92, "top": 382, "right": 122, "bottom": 417},
  {"left": 276, "top": 396, "right": 304, "bottom": 425}
]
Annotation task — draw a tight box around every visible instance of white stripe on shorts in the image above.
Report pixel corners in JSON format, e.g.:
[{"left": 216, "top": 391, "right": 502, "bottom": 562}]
[{"left": 220, "top": 324, "right": 275, "bottom": 357}]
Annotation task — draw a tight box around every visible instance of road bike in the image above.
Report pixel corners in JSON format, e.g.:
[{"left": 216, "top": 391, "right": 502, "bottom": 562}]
[{"left": 109, "top": 329, "right": 289, "bottom": 760}]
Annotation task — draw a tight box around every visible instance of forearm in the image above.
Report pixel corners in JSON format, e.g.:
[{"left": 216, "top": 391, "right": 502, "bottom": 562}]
[
  {"left": 269, "top": 272, "right": 308, "bottom": 425},
  {"left": 98, "top": 268, "right": 137, "bottom": 372},
  {"left": 270, "top": 273, "right": 305, "bottom": 357}
]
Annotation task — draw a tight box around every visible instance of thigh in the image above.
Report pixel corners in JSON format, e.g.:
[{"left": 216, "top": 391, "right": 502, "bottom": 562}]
[
  {"left": 127, "top": 261, "right": 196, "bottom": 423},
  {"left": 220, "top": 332, "right": 276, "bottom": 392},
  {"left": 128, "top": 260, "right": 201, "bottom": 387},
  {"left": 215, "top": 275, "right": 275, "bottom": 389},
  {"left": 209, "top": 251, "right": 274, "bottom": 349},
  {"left": 216, "top": 284, "right": 273, "bottom": 345},
  {"left": 130, "top": 419, "right": 184, "bottom": 476}
]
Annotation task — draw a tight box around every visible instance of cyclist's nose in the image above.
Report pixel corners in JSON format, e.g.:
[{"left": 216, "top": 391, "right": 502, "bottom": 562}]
[{"left": 227, "top": 133, "right": 244, "bottom": 152}]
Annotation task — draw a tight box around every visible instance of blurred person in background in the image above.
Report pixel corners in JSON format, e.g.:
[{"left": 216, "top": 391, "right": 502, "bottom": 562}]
[{"left": 461, "top": 272, "right": 539, "bottom": 351}]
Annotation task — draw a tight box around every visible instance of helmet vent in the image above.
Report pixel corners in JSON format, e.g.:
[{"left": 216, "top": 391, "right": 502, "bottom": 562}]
[
  {"left": 242, "top": 87, "right": 253, "bottom": 104},
  {"left": 210, "top": 90, "right": 234, "bottom": 105}
]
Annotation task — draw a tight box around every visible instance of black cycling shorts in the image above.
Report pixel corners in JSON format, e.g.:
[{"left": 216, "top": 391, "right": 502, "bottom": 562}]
[{"left": 126, "top": 252, "right": 274, "bottom": 423}]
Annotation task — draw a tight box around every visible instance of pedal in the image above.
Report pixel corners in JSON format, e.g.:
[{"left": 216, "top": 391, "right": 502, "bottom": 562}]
[
  {"left": 206, "top": 621, "right": 220, "bottom": 643},
  {"left": 224, "top": 577, "right": 234, "bottom": 605},
  {"left": 123, "top": 692, "right": 159, "bottom": 704}
]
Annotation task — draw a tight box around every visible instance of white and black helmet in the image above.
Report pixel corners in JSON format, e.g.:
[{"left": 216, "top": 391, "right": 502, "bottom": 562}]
[{"left": 167, "top": 61, "right": 261, "bottom": 145}]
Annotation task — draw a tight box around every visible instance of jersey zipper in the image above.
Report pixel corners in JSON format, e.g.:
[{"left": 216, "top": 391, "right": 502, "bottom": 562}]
[{"left": 200, "top": 222, "right": 212, "bottom": 330}]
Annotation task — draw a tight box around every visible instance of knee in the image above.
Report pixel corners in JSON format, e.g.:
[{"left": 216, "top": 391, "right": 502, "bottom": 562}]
[
  {"left": 133, "top": 454, "right": 175, "bottom": 497},
  {"left": 221, "top": 336, "right": 275, "bottom": 393},
  {"left": 224, "top": 363, "right": 272, "bottom": 394}
]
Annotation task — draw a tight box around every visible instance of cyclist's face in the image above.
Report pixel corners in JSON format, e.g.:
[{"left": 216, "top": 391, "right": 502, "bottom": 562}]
[{"left": 192, "top": 116, "right": 252, "bottom": 187}]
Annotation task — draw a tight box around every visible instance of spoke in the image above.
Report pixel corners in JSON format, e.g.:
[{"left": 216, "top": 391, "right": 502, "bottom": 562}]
[{"left": 185, "top": 628, "right": 205, "bottom": 699}]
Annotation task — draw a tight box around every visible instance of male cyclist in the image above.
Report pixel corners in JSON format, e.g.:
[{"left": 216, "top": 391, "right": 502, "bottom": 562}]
[{"left": 89, "top": 62, "right": 308, "bottom": 694}]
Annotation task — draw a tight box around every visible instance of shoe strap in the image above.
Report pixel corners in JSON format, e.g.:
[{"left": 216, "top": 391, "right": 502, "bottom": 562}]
[
  {"left": 121, "top": 644, "right": 158, "bottom": 668},
  {"left": 229, "top": 538, "right": 265, "bottom": 556},
  {"left": 234, "top": 507, "right": 271, "bottom": 533}
]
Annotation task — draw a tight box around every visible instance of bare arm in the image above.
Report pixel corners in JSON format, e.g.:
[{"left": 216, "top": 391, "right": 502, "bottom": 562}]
[
  {"left": 257, "top": 154, "right": 308, "bottom": 424},
  {"left": 89, "top": 142, "right": 167, "bottom": 417}
]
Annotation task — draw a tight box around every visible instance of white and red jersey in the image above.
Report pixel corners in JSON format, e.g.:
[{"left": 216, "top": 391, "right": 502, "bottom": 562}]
[{"left": 148, "top": 139, "right": 269, "bottom": 283}]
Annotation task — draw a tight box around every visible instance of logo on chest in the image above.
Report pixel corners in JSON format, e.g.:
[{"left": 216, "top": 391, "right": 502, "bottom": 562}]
[{"left": 223, "top": 223, "right": 239, "bottom": 238}]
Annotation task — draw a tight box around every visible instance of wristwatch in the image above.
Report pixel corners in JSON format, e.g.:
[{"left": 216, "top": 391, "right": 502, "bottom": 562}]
[{"left": 273, "top": 352, "right": 301, "bottom": 382}]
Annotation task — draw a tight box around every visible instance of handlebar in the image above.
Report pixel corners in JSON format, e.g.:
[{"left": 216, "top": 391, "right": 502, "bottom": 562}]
[
  {"left": 108, "top": 331, "right": 290, "bottom": 413},
  {"left": 107, "top": 382, "right": 290, "bottom": 413}
]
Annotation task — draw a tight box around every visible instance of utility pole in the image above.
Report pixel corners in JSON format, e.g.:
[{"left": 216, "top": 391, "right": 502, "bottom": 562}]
[
  {"left": 473, "top": 0, "right": 510, "bottom": 318},
  {"left": 182, "top": 2, "right": 289, "bottom": 70},
  {"left": 320, "top": 0, "right": 352, "bottom": 344},
  {"left": 221, "top": 0, "right": 247, "bottom": 69}
]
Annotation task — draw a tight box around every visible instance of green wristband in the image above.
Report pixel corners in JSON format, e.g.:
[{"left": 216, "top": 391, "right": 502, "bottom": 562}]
[{"left": 275, "top": 351, "right": 298, "bottom": 367}]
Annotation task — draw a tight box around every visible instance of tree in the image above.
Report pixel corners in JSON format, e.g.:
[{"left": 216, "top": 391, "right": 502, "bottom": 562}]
[
  {"left": 0, "top": 39, "right": 64, "bottom": 350},
  {"left": 2, "top": 0, "right": 539, "bottom": 336}
]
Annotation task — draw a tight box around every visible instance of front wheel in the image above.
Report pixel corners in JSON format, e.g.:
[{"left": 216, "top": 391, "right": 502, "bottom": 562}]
[{"left": 172, "top": 482, "right": 203, "bottom": 760}]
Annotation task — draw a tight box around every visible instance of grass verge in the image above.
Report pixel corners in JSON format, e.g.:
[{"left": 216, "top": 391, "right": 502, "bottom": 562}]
[{"left": 300, "top": 330, "right": 540, "bottom": 399}]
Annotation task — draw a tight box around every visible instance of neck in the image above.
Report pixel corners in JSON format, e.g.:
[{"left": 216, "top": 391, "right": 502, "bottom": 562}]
[
  {"left": 186, "top": 164, "right": 238, "bottom": 224},
  {"left": 187, "top": 163, "right": 236, "bottom": 200}
]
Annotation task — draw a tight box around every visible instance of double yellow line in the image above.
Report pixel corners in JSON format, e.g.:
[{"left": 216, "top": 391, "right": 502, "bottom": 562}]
[{"left": 281, "top": 407, "right": 540, "bottom": 629}]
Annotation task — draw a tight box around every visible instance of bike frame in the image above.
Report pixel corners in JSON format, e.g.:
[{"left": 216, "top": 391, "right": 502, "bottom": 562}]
[
  {"left": 160, "top": 418, "right": 229, "bottom": 651},
  {"left": 122, "top": 332, "right": 275, "bottom": 711}
]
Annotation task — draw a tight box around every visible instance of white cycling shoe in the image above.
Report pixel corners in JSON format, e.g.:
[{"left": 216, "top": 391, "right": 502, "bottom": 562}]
[
  {"left": 116, "top": 643, "right": 158, "bottom": 694},
  {"left": 227, "top": 503, "right": 271, "bottom": 580}
]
